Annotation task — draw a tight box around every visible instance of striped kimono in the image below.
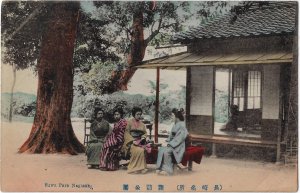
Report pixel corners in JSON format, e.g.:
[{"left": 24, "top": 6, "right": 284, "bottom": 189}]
[{"left": 99, "top": 119, "right": 127, "bottom": 171}]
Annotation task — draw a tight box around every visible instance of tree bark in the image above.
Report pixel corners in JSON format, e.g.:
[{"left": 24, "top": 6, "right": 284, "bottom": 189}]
[
  {"left": 8, "top": 63, "right": 16, "bottom": 122},
  {"left": 19, "top": 2, "right": 85, "bottom": 154},
  {"left": 108, "top": 9, "right": 147, "bottom": 92},
  {"left": 127, "top": 11, "right": 146, "bottom": 66}
]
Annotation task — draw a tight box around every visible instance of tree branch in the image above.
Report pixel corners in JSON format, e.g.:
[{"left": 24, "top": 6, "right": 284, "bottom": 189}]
[
  {"left": 5, "top": 5, "right": 43, "bottom": 42},
  {"left": 126, "top": 28, "right": 131, "bottom": 41},
  {"left": 145, "top": 14, "right": 163, "bottom": 45},
  {"left": 150, "top": 20, "right": 155, "bottom": 34}
]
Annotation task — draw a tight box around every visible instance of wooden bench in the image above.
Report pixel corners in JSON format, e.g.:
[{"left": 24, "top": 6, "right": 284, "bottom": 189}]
[
  {"left": 83, "top": 119, "right": 205, "bottom": 170},
  {"left": 146, "top": 145, "right": 205, "bottom": 171},
  {"left": 189, "top": 134, "right": 279, "bottom": 162}
]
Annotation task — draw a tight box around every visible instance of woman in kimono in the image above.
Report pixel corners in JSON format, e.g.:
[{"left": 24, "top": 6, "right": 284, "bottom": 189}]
[
  {"left": 122, "top": 107, "right": 150, "bottom": 174},
  {"left": 86, "top": 108, "right": 110, "bottom": 168},
  {"left": 99, "top": 108, "right": 127, "bottom": 171},
  {"left": 156, "top": 108, "right": 189, "bottom": 175}
]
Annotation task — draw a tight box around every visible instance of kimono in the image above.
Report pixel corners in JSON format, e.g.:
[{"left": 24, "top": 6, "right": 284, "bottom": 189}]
[
  {"left": 156, "top": 121, "right": 189, "bottom": 174},
  {"left": 99, "top": 119, "right": 127, "bottom": 171},
  {"left": 122, "top": 118, "right": 148, "bottom": 173},
  {"left": 86, "top": 119, "right": 110, "bottom": 166}
]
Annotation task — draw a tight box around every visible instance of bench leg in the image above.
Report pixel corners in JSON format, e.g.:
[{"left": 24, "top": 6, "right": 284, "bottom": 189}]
[
  {"left": 211, "top": 143, "right": 217, "bottom": 158},
  {"left": 188, "top": 160, "right": 193, "bottom": 171},
  {"left": 275, "top": 142, "right": 281, "bottom": 164}
]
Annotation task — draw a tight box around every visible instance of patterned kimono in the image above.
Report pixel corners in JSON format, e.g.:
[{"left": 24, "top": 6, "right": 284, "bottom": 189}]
[
  {"left": 99, "top": 119, "right": 127, "bottom": 171},
  {"left": 86, "top": 119, "right": 110, "bottom": 166},
  {"left": 122, "top": 118, "right": 148, "bottom": 173},
  {"left": 156, "top": 121, "right": 189, "bottom": 174}
]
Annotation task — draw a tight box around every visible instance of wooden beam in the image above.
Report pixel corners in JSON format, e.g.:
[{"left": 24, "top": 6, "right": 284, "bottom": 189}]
[
  {"left": 155, "top": 44, "right": 187, "bottom": 49},
  {"left": 190, "top": 134, "right": 278, "bottom": 148},
  {"left": 136, "top": 59, "right": 292, "bottom": 69}
]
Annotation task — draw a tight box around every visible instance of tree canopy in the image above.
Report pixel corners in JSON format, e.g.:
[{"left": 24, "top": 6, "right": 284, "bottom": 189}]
[
  {"left": 1, "top": 1, "right": 235, "bottom": 155},
  {"left": 1, "top": 1, "right": 120, "bottom": 72}
]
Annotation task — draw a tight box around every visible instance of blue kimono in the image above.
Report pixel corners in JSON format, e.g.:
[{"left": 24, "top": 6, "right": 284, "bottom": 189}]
[{"left": 156, "top": 121, "right": 189, "bottom": 174}]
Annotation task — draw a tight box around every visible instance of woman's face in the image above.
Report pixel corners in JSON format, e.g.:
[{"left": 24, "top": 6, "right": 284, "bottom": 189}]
[
  {"left": 114, "top": 112, "right": 121, "bottom": 121},
  {"left": 134, "top": 111, "right": 142, "bottom": 121},
  {"left": 96, "top": 111, "right": 104, "bottom": 119}
]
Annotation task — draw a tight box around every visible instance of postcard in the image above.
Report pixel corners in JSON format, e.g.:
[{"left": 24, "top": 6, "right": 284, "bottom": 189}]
[{"left": 1, "top": 1, "right": 298, "bottom": 192}]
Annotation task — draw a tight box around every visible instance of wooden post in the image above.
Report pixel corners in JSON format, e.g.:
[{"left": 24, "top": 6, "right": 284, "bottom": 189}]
[
  {"left": 188, "top": 160, "right": 193, "bottom": 171},
  {"left": 211, "top": 143, "right": 217, "bottom": 158},
  {"left": 155, "top": 67, "right": 160, "bottom": 143},
  {"left": 84, "top": 119, "right": 87, "bottom": 146},
  {"left": 276, "top": 126, "right": 282, "bottom": 164}
]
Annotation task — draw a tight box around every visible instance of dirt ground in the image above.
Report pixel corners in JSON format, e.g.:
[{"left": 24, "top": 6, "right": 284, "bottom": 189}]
[{"left": 1, "top": 122, "right": 298, "bottom": 192}]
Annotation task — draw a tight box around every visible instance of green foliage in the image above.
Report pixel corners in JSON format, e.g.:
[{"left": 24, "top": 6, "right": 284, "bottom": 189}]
[
  {"left": 74, "top": 10, "right": 121, "bottom": 72},
  {"left": 2, "top": 1, "right": 119, "bottom": 73},
  {"left": 78, "top": 1, "right": 193, "bottom": 95},
  {"left": 93, "top": 1, "right": 191, "bottom": 53},
  {"left": 71, "top": 85, "right": 186, "bottom": 123},
  {"left": 214, "top": 89, "right": 229, "bottom": 123},
  {"left": 1, "top": 1, "right": 47, "bottom": 70},
  {"left": 77, "top": 61, "right": 117, "bottom": 95},
  {"left": 2, "top": 1, "right": 234, "bottom": 96},
  {"left": 1, "top": 84, "right": 185, "bottom": 124},
  {"left": 1, "top": 92, "right": 36, "bottom": 118}
]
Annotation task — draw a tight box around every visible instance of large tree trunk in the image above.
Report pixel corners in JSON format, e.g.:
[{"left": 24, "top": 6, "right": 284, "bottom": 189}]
[
  {"left": 107, "top": 10, "right": 146, "bottom": 92},
  {"left": 19, "top": 2, "right": 85, "bottom": 154}
]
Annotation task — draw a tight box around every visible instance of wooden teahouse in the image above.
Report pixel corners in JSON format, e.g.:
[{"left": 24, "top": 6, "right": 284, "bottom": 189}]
[{"left": 138, "top": 2, "right": 297, "bottom": 163}]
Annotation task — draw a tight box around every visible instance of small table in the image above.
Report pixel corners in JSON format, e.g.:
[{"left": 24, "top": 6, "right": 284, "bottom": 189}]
[
  {"left": 146, "top": 145, "right": 159, "bottom": 164},
  {"left": 146, "top": 145, "right": 205, "bottom": 171}
]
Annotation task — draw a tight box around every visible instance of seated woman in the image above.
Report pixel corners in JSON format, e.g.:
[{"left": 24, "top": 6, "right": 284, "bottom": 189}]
[
  {"left": 122, "top": 107, "right": 150, "bottom": 174},
  {"left": 156, "top": 108, "right": 189, "bottom": 175},
  {"left": 86, "top": 108, "right": 110, "bottom": 168},
  {"left": 99, "top": 108, "right": 127, "bottom": 171}
]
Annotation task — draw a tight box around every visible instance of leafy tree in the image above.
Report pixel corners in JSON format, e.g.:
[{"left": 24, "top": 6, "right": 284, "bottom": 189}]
[
  {"left": 2, "top": 1, "right": 118, "bottom": 154},
  {"left": 16, "top": 2, "right": 86, "bottom": 154},
  {"left": 1, "top": 1, "right": 234, "bottom": 154},
  {"left": 77, "top": 1, "right": 233, "bottom": 95},
  {"left": 2, "top": 2, "right": 43, "bottom": 122},
  {"left": 88, "top": 1, "right": 191, "bottom": 93}
]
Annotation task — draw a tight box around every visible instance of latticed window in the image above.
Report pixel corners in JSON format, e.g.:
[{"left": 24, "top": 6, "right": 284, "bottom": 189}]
[
  {"left": 247, "top": 71, "right": 261, "bottom": 109},
  {"left": 233, "top": 70, "right": 245, "bottom": 111},
  {"left": 232, "top": 70, "right": 261, "bottom": 111}
]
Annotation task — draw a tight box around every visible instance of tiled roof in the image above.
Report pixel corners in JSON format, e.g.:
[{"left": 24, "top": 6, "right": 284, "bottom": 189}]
[{"left": 172, "top": 2, "right": 297, "bottom": 43}]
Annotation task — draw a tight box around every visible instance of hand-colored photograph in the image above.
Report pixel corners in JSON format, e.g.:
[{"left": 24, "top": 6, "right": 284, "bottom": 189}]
[{"left": 1, "top": 1, "right": 298, "bottom": 192}]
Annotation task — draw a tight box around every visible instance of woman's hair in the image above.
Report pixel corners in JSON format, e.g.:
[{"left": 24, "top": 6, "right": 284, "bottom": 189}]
[
  {"left": 131, "top": 107, "right": 142, "bottom": 116},
  {"left": 94, "top": 108, "right": 104, "bottom": 118},
  {"left": 172, "top": 108, "right": 185, "bottom": 121},
  {"left": 113, "top": 107, "right": 124, "bottom": 118}
]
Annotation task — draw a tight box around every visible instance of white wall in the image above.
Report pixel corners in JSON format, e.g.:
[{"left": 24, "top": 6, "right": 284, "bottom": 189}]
[
  {"left": 262, "top": 65, "right": 280, "bottom": 119},
  {"left": 190, "top": 66, "right": 214, "bottom": 115}
]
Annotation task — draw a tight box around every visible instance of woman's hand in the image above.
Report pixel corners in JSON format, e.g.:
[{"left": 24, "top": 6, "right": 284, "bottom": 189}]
[{"left": 133, "top": 140, "right": 140, "bottom": 145}]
